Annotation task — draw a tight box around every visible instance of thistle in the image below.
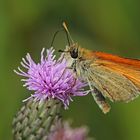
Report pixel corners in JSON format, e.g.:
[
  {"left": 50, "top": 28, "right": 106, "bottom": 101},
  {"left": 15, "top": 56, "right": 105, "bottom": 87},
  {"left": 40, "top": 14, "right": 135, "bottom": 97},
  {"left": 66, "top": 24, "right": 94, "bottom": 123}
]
[
  {"left": 13, "top": 48, "right": 89, "bottom": 139},
  {"left": 48, "top": 121, "right": 93, "bottom": 140}
]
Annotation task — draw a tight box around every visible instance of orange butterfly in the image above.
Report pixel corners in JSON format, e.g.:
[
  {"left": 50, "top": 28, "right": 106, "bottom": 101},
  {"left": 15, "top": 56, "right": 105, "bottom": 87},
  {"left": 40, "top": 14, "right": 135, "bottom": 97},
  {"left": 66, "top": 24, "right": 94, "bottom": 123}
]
[{"left": 62, "top": 22, "right": 140, "bottom": 114}]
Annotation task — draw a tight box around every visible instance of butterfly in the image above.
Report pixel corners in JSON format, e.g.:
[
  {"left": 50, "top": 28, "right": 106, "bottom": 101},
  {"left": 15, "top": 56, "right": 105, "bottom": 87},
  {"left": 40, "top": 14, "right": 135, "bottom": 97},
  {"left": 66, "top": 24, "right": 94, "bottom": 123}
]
[{"left": 60, "top": 22, "right": 140, "bottom": 113}]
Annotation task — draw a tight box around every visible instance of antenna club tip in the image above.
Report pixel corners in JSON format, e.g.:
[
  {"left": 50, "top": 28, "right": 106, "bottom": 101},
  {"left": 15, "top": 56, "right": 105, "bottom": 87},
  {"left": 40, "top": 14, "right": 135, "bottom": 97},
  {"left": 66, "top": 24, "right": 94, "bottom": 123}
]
[
  {"left": 62, "top": 21, "right": 66, "bottom": 26},
  {"left": 62, "top": 21, "right": 68, "bottom": 31}
]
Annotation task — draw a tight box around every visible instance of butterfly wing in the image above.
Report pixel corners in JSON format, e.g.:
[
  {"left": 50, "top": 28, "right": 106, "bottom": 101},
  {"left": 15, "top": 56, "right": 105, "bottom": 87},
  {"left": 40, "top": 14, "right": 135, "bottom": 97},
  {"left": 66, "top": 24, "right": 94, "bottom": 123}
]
[
  {"left": 87, "top": 52, "right": 140, "bottom": 102},
  {"left": 95, "top": 52, "right": 140, "bottom": 88}
]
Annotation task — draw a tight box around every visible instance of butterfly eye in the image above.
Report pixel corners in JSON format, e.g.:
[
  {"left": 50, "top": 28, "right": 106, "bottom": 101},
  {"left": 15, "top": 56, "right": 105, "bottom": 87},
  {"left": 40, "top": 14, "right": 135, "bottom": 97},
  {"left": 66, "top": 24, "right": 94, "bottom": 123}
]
[{"left": 70, "top": 48, "right": 78, "bottom": 59}]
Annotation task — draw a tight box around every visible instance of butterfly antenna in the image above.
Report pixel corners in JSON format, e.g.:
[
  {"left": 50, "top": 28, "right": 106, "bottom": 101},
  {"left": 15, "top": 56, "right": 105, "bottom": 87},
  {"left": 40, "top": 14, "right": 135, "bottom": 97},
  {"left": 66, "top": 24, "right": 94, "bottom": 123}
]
[
  {"left": 62, "top": 22, "right": 74, "bottom": 45},
  {"left": 50, "top": 29, "right": 64, "bottom": 47}
]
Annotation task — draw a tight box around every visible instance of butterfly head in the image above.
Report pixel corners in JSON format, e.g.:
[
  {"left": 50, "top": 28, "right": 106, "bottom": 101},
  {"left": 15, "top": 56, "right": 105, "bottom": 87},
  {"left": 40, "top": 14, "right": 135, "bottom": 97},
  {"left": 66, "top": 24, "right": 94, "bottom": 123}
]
[{"left": 69, "top": 43, "right": 79, "bottom": 59}]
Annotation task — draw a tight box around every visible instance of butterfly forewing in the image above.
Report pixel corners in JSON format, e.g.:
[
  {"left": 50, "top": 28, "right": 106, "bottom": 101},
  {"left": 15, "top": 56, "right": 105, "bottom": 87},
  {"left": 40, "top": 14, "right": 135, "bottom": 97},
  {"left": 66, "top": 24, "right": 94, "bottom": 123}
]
[
  {"left": 86, "top": 52, "right": 140, "bottom": 102},
  {"left": 88, "top": 63, "right": 140, "bottom": 102},
  {"left": 94, "top": 51, "right": 140, "bottom": 88}
]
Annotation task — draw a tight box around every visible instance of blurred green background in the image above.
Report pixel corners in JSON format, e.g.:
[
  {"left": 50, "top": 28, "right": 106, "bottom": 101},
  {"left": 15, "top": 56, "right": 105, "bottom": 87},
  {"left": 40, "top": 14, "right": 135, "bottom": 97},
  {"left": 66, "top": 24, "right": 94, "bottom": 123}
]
[{"left": 1, "top": 0, "right": 140, "bottom": 140}]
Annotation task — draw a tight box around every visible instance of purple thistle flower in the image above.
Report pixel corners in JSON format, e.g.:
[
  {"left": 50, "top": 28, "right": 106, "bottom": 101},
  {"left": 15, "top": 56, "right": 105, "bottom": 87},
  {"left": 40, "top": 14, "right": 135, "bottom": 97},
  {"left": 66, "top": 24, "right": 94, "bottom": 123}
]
[
  {"left": 14, "top": 47, "right": 88, "bottom": 108},
  {"left": 48, "top": 121, "right": 93, "bottom": 140}
]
